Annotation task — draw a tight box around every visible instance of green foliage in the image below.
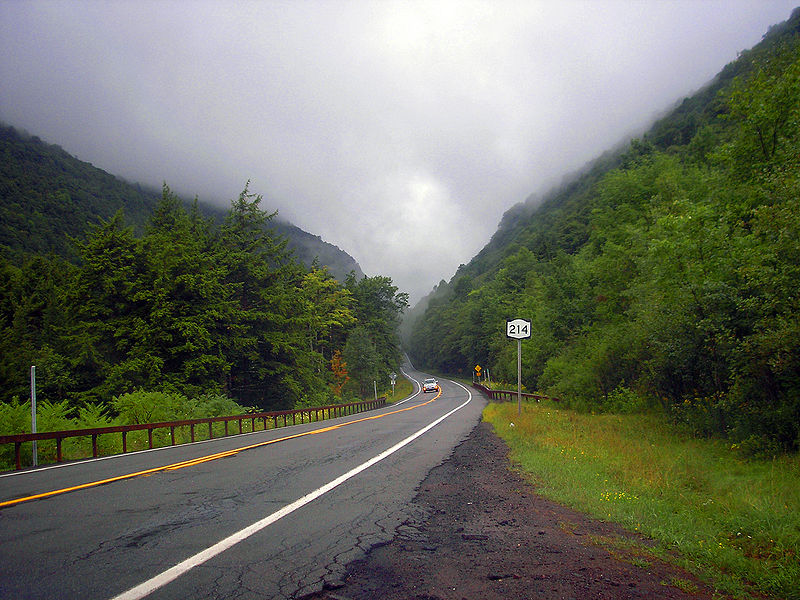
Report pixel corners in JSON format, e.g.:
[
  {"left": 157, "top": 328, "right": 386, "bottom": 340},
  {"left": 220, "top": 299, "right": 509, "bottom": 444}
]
[
  {"left": 342, "top": 326, "right": 381, "bottom": 398},
  {"left": 1, "top": 119, "right": 403, "bottom": 420},
  {"left": 294, "top": 389, "right": 337, "bottom": 409},
  {"left": 1, "top": 179, "right": 407, "bottom": 418},
  {"left": 0, "top": 123, "right": 364, "bottom": 281},
  {"left": 485, "top": 402, "right": 800, "bottom": 599},
  {"left": 345, "top": 274, "right": 409, "bottom": 394},
  {"left": 410, "top": 10, "right": 800, "bottom": 454},
  {"left": 111, "top": 390, "right": 247, "bottom": 424},
  {"left": 0, "top": 398, "right": 32, "bottom": 435},
  {"left": 0, "top": 391, "right": 250, "bottom": 469},
  {"left": 721, "top": 37, "right": 800, "bottom": 179},
  {"left": 193, "top": 393, "right": 248, "bottom": 417},
  {"left": 0, "top": 125, "right": 159, "bottom": 259},
  {"left": 111, "top": 390, "right": 195, "bottom": 424},
  {"left": 0, "top": 399, "right": 34, "bottom": 466},
  {"left": 602, "top": 385, "right": 650, "bottom": 414},
  {"left": 0, "top": 398, "right": 80, "bottom": 465}
]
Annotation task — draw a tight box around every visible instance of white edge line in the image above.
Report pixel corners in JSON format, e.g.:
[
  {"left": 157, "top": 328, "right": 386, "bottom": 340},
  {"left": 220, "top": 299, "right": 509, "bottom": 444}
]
[
  {"left": 393, "top": 368, "right": 421, "bottom": 405},
  {"left": 110, "top": 384, "right": 472, "bottom": 600}
]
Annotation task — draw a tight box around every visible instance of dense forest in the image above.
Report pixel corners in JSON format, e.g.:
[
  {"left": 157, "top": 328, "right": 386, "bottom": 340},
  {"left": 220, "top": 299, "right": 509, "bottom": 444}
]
[
  {"left": 0, "top": 183, "right": 408, "bottom": 415},
  {"left": 408, "top": 9, "right": 800, "bottom": 455}
]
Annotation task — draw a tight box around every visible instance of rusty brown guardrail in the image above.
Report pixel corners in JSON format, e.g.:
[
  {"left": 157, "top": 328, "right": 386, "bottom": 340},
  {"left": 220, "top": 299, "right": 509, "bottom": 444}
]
[
  {"left": 0, "top": 397, "right": 387, "bottom": 471},
  {"left": 472, "top": 382, "right": 560, "bottom": 403}
]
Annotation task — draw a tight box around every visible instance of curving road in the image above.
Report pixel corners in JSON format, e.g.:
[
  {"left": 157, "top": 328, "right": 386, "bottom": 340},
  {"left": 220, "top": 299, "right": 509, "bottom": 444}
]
[{"left": 0, "top": 365, "right": 485, "bottom": 600}]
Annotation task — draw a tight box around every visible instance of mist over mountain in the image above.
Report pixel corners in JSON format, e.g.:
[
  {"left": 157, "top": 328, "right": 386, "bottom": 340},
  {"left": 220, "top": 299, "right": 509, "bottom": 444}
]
[
  {"left": 407, "top": 8, "right": 800, "bottom": 455},
  {"left": 0, "top": 123, "right": 363, "bottom": 281}
]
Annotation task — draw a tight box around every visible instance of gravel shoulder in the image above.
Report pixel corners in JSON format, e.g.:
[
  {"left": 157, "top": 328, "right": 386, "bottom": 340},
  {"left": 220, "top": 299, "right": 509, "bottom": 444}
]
[{"left": 302, "top": 421, "right": 720, "bottom": 600}]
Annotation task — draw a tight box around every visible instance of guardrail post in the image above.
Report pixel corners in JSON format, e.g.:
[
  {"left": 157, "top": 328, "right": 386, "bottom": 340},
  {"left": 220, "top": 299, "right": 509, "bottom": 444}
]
[
  {"left": 148, "top": 429, "right": 153, "bottom": 449},
  {"left": 92, "top": 434, "right": 98, "bottom": 458},
  {"left": 190, "top": 424, "right": 195, "bottom": 443},
  {"left": 224, "top": 421, "right": 229, "bottom": 437},
  {"left": 208, "top": 422, "right": 213, "bottom": 439},
  {"left": 122, "top": 431, "right": 127, "bottom": 453},
  {"left": 170, "top": 426, "right": 176, "bottom": 446},
  {"left": 56, "top": 437, "right": 63, "bottom": 463},
  {"left": 14, "top": 442, "right": 21, "bottom": 470}
]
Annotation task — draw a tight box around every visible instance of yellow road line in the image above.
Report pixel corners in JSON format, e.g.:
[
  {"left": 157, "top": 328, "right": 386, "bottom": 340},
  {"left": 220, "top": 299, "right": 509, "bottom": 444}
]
[{"left": 0, "top": 391, "right": 442, "bottom": 509}]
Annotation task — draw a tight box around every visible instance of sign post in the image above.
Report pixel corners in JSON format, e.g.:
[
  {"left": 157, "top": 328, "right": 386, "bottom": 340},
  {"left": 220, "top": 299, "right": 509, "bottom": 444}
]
[
  {"left": 506, "top": 319, "right": 531, "bottom": 415},
  {"left": 390, "top": 372, "right": 397, "bottom": 396},
  {"left": 31, "top": 365, "right": 37, "bottom": 467},
  {"left": 474, "top": 364, "right": 482, "bottom": 383}
]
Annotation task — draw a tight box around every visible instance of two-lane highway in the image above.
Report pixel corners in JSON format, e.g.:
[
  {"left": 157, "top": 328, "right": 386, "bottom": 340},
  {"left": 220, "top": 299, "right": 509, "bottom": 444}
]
[{"left": 0, "top": 367, "right": 485, "bottom": 599}]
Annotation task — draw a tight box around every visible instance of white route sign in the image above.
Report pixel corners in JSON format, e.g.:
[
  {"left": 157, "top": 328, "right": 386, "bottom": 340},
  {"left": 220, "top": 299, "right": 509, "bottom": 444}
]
[{"left": 506, "top": 318, "right": 531, "bottom": 339}]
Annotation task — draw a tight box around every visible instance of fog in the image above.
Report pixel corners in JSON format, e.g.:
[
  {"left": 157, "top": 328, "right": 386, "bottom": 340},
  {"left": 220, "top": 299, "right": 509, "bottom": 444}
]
[{"left": 1, "top": 1, "right": 796, "bottom": 302}]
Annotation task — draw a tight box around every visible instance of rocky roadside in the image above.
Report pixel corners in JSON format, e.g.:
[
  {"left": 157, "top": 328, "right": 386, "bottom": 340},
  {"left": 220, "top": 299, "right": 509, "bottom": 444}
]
[{"left": 301, "top": 421, "right": 721, "bottom": 600}]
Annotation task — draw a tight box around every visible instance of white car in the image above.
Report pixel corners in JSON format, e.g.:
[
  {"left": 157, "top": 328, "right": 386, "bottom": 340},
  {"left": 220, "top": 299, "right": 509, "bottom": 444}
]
[{"left": 422, "top": 378, "right": 439, "bottom": 393}]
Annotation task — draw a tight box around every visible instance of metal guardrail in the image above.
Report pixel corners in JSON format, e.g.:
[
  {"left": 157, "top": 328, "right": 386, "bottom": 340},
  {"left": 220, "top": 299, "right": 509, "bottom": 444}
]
[
  {"left": 0, "top": 398, "right": 387, "bottom": 471},
  {"left": 472, "top": 383, "right": 560, "bottom": 403}
]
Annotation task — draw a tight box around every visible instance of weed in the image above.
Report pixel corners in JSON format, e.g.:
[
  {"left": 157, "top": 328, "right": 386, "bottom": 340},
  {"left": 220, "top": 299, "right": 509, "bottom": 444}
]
[{"left": 484, "top": 401, "right": 800, "bottom": 599}]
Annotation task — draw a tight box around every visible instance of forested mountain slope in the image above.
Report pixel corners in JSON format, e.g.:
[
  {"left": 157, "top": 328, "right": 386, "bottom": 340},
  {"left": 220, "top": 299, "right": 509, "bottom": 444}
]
[
  {"left": 408, "top": 8, "right": 800, "bottom": 454},
  {"left": 0, "top": 124, "right": 363, "bottom": 280},
  {"left": 1, "top": 127, "right": 404, "bottom": 415}
]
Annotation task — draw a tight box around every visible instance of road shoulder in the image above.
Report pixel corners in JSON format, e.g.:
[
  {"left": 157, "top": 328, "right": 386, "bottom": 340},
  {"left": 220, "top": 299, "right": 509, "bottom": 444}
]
[{"left": 303, "top": 420, "right": 720, "bottom": 600}]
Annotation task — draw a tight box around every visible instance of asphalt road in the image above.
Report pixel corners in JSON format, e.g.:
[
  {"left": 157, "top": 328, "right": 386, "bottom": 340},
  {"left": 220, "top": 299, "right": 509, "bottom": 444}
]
[{"left": 0, "top": 367, "right": 485, "bottom": 600}]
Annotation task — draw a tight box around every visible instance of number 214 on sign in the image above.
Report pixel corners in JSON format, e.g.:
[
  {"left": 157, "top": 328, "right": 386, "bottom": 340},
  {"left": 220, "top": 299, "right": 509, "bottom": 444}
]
[{"left": 506, "top": 318, "right": 531, "bottom": 339}]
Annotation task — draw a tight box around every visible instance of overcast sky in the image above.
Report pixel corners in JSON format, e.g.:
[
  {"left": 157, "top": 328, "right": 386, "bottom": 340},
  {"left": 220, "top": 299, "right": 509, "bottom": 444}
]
[{"left": 1, "top": 1, "right": 796, "bottom": 303}]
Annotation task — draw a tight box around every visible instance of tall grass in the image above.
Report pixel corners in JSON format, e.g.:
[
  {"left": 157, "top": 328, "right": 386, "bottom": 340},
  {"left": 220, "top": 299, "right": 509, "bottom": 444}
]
[
  {"left": 484, "top": 401, "right": 800, "bottom": 599},
  {"left": 390, "top": 375, "right": 414, "bottom": 402}
]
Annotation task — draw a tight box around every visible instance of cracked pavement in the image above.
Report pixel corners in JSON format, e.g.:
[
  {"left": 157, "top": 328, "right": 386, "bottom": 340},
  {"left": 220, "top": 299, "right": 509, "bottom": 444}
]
[
  {"left": 301, "top": 422, "right": 721, "bottom": 600},
  {"left": 0, "top": 372, "right": 483, "bottom": 600}
]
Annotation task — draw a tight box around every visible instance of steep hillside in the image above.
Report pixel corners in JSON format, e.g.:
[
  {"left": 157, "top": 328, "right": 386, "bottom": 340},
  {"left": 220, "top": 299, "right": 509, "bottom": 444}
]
[
  {"left": 409, "top": 8, "right": 800, "bottom": 454},
  {"left": 0, "top": 124, "right": 363, "bottom": 280},
  {"left": 431, "top": 9, "right": 800, "bottom": 295},
  {"left": 272, "top": 219, "right": 364, "bottom": 282},
  {"left": 0, "top": 125, "right": 157, "bottom": 258}
]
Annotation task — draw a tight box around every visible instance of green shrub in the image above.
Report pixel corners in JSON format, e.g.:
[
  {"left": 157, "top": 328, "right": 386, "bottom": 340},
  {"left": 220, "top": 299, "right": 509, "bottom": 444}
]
[
  {"left": 602, "top": 385, "right": 650, "bottom": 414},
  {"left": 64, "top": 403, "right": 120, "bottom": 458},
  {"left": 194, "top": 393, "right": 248, "bottom": 417},
  {"left": 0, "top": 398, "right": 34, "bottom": 468},
  {"left": 294, "top": 389, "right": 336, "bottom": 409},
  {"left": 111, "top": 390, "right": 194, "bottom": 424}
]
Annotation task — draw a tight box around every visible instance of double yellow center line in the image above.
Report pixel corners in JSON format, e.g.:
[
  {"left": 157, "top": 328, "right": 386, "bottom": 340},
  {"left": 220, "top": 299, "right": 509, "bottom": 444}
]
[{"left": 1, "top": 391, "right": 441, "bottom": 509}]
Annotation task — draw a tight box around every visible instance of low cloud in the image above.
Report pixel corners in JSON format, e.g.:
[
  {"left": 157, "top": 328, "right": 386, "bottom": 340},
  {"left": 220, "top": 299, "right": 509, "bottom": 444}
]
[{"left": 1, "top": 0, "right": 795, "bottom": 302}]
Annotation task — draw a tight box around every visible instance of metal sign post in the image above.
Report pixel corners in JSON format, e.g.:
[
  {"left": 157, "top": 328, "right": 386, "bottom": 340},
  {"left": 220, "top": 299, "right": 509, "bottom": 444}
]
[
  {"left": 30, "top": 365, "right": 37, "bottom": 467},
  {"left": 506, "top": 319, "right": 531, "bottom": 415},
  {"left": 517, "top": 338, "right": 522, "bottom": 414},
  {"left": 390, "top": 372, "right": 397, "bottom": 396}
]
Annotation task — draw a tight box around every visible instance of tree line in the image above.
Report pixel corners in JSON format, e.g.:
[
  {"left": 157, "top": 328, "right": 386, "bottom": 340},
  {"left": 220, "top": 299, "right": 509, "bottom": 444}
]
[
  {"left": 409, "top": 13, "right": 800, "bottom": 455},
  {"left": 0, "top": 184, "right": 408, "bottom": 418}
]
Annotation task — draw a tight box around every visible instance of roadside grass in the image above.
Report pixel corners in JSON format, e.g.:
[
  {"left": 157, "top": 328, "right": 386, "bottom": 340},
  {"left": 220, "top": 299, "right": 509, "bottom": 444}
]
[
  {"left": 388, "top": 375, "right": 414, "bottom": 403},
  {"left": 484, "top": 401, "right": 800, "bottom": 600}
]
